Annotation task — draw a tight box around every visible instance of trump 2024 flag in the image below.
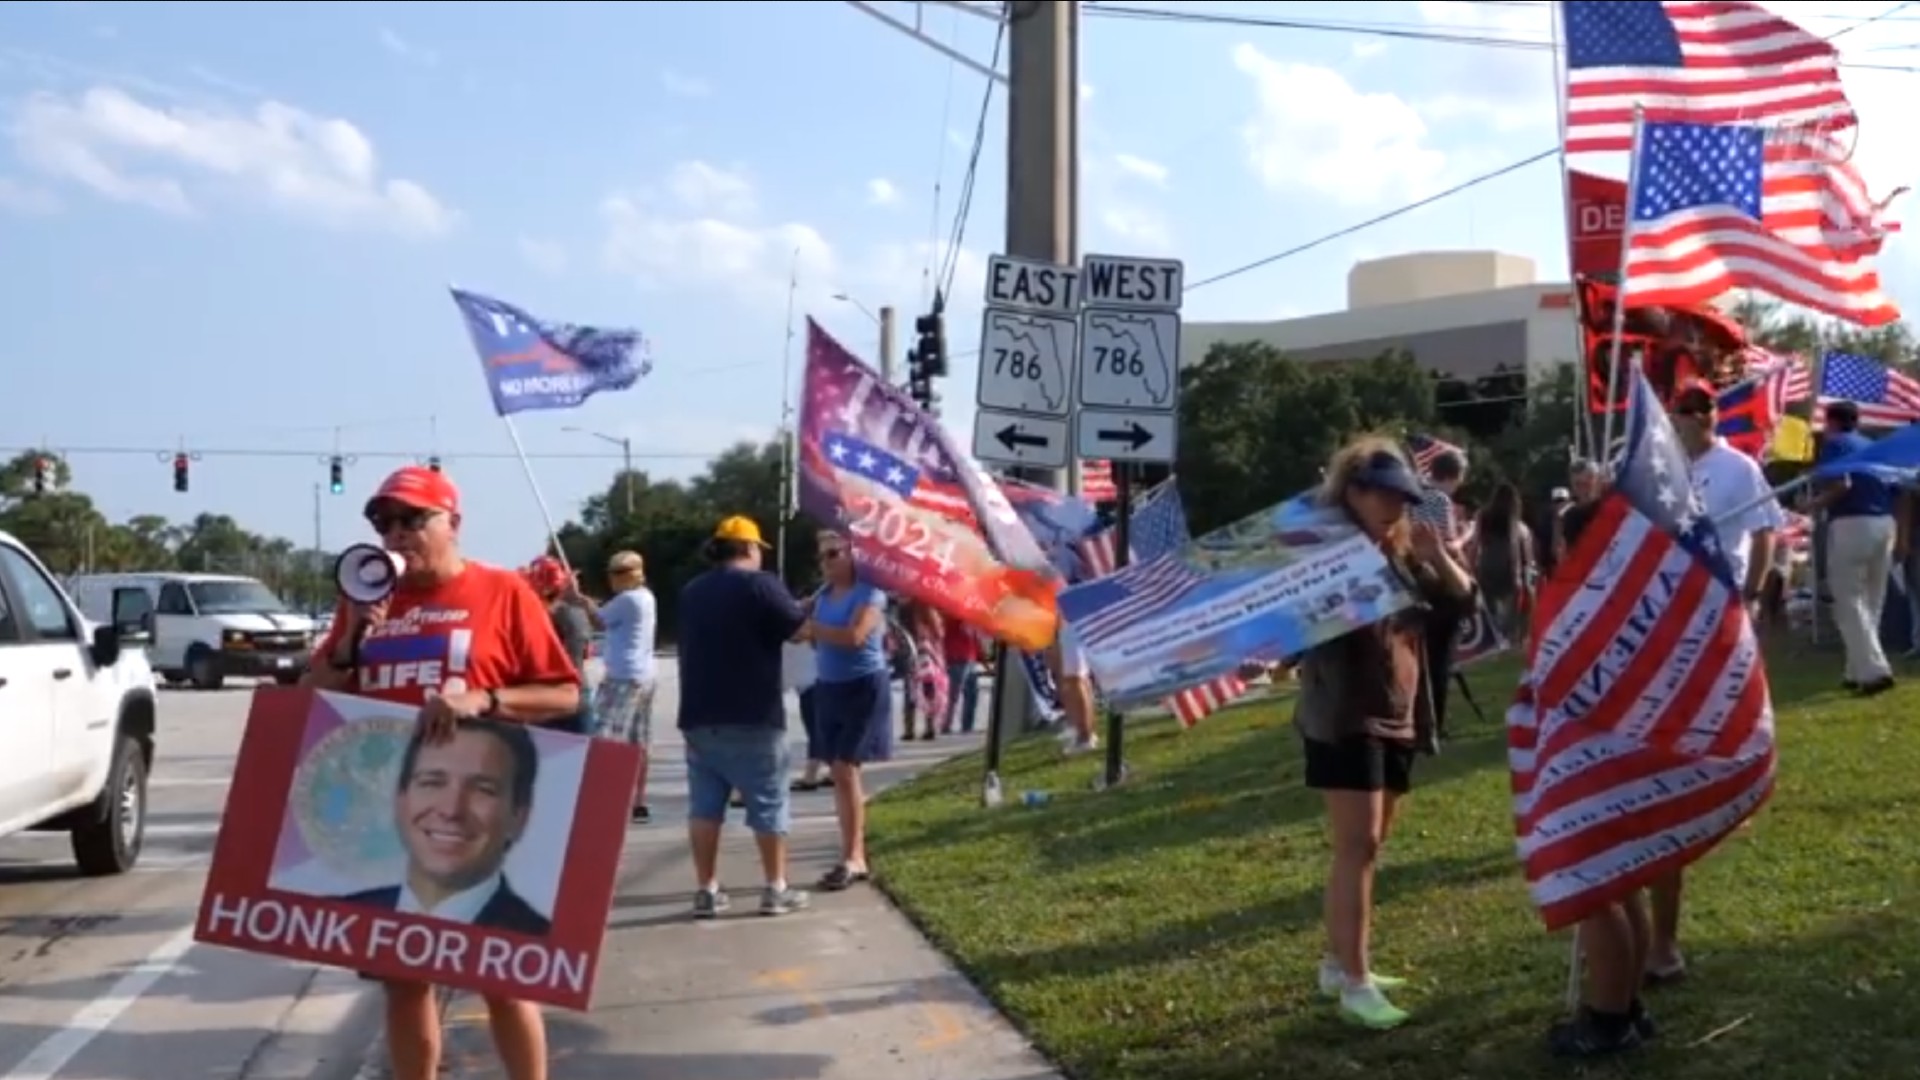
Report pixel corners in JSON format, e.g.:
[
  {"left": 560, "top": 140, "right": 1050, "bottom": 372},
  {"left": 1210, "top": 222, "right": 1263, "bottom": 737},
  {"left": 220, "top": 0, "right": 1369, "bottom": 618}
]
[
  {"left": 1508, "top": 366, "right": 1776, "bottom": 931},
  {"left": 449, "top": 288, "right": 652, "bottom": 416}
]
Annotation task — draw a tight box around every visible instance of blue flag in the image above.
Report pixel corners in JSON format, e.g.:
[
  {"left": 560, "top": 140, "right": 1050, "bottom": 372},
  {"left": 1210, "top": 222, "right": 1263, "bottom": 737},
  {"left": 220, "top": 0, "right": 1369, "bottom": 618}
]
[{"left": 449, "top": 288, "right": 651, "bottom": 416}]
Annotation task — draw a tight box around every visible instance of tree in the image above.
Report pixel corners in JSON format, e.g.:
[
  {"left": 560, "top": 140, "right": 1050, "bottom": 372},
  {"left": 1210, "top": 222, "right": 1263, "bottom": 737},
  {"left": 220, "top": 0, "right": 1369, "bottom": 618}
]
[
  {"left": 0, "top": 450, "right": 334, "bottom": 609},
  {"left": 552, "top": 438, "right": 821, "bottom": 642}
]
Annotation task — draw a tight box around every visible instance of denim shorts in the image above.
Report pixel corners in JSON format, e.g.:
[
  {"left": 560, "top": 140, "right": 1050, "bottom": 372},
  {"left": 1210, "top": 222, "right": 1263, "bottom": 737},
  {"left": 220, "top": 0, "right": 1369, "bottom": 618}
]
[{"left": 683, "top": 725, "right": 791, "bottom": 835}]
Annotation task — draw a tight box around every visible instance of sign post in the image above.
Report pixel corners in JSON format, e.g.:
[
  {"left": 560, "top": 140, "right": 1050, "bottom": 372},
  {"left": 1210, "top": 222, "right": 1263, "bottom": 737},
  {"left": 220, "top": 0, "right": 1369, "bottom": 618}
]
[{"left": 1072, "top": 253, "right": 1184, "bottom": 790}]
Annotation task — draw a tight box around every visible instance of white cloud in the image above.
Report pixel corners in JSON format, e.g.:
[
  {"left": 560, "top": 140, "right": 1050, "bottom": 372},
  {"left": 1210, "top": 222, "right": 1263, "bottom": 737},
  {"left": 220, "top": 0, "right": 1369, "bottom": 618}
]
[
  {"left": 1112, "top": 153, "right": 1169, "bottom": 186},
  {"left": 518, "top": 236, "right": 568, "bottom": 276},
  {"left": 664, "top": 160, "right": 756, "bottom": 217},
  {"left": 867, "top": 177, "right": 901, "bottom": 206},
  {"left": 8, "top": 86, "right": 456, "bottom": 237},
  {"left": 1231, "top": 42, "right": 1447, "bottom": 207},
  {"left": 660, "top": 69, "right": 713, "bottom": 98},
  {"left": 377, "top": 27, "right": 438, "bottom": 67},
  {"left": 1352, "top": 40, "right": 1388, "bottom": 60},
  {"left": 1080, "top": 83, "right": 1095, "bottom": 101},
  {"left": 0, "top": 176, "right": 59, "bottom": 215}
]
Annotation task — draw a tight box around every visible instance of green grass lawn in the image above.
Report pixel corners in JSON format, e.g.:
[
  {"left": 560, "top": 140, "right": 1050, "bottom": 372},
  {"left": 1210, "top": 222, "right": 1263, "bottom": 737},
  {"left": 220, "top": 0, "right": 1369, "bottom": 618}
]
[{"left": 867, "top": 644, "right": 1920, "bottom": 1079}]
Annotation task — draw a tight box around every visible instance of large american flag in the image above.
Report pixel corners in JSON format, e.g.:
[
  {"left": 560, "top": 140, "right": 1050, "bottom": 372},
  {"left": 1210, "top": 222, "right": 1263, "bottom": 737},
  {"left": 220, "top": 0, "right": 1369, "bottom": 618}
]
[
  {"left": 1070, "top": 486, "right": 1248, "bottom": 724},
  {"left": 1621, "top": 122, "right": 1900, "bottom": 327},
  {"left": 1405, "top": 433, "right": 1462, "bottom": 478},
  {"left": 1507, "top": 366, "right": 1775, "bottom": 932},
  {"left": 1562, "top": 1, "right": 1854, "bottom": 156},
  {"left": 1815, "top": 352, "right": 1920, "bottom": 428}
]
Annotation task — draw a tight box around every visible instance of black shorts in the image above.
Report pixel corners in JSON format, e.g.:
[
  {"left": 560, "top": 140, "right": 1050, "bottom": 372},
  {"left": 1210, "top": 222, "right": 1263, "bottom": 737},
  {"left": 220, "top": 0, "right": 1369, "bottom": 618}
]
[{"left": 1303, "top": 736, "right": 1416, "bottom": 794}]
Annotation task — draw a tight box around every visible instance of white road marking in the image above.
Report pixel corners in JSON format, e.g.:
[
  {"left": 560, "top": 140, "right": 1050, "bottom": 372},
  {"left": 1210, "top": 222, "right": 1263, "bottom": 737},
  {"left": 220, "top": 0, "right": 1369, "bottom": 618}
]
[
  {"left": 149, "top": 778, "right": 231, "bottom": 789},
  {"left": 5, "top": 926, "right": 198, "bottom": 1080},
  {"left": 142, "top": 824, "right": 220, "bottom": 838}
]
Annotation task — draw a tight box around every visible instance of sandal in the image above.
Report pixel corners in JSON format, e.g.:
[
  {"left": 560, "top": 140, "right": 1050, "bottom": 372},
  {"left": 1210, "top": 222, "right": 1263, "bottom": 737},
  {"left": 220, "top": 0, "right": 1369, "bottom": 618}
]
[
  {"left": 818, "top": 864, "right": 871, "bottom": 891},
  {"left": 791, "top": 778, "right": 822, "bottom": 792}
]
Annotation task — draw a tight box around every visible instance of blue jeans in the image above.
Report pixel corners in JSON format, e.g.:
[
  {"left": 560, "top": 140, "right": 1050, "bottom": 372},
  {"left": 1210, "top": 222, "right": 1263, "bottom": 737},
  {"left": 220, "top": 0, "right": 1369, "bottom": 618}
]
[
  {"left": 684, "top": 725, "right": 791, "bottom": 835},
  {"left": 945, "top": 661, "right": 981, "bottom": 732}
]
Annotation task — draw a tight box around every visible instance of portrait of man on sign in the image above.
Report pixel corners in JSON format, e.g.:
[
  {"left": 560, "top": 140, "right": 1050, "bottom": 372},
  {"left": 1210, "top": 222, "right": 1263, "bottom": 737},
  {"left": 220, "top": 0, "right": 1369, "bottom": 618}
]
[{"left": 335, "top": 719, "right": 553, "bottom": 937}]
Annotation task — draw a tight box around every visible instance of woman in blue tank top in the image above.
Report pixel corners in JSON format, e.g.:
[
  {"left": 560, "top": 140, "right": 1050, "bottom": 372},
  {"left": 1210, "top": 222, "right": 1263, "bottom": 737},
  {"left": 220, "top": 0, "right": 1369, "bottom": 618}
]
[{"left": 804, "top": 531, "right": 893, "bottom": 890}]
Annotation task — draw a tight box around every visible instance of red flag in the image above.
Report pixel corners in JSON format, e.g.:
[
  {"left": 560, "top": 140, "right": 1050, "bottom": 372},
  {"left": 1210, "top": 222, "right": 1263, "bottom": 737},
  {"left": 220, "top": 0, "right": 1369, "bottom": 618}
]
[{"left": 1569, "top": 170, "right": 1627, "bottom": 277}]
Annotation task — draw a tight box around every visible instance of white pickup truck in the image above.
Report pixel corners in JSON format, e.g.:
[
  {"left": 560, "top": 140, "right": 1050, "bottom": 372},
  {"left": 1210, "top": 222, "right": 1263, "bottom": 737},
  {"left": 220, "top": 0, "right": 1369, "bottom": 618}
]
[{"left": 0, "top": 530, "right": 157, "bottom": 874}]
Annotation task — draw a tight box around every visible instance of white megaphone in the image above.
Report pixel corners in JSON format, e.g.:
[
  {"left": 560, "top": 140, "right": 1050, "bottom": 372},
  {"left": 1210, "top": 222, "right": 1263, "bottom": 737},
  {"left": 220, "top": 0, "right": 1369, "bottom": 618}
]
[{"left": 335, "top": 543, "right": 406, "bottom": 605}]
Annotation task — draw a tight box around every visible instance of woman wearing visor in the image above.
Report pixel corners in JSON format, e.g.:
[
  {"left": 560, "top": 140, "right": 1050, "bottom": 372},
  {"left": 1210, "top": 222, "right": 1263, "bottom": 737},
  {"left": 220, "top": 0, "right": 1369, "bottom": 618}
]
[{"left": 1293, "top": 440, "right": 1473, "bottom": 1030}]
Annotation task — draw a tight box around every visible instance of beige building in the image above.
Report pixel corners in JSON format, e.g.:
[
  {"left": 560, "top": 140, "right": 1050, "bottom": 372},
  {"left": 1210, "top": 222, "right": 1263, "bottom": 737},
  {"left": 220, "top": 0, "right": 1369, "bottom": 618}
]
[{"left": 1182, "top": 251, "right": 1581, "bottom": 384}]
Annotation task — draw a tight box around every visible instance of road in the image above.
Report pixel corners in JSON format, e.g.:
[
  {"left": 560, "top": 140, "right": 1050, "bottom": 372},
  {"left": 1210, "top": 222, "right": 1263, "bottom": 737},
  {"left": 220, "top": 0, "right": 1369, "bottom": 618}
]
[{"left": 0, "top": 682, "right": 370, "bottom": 1080}]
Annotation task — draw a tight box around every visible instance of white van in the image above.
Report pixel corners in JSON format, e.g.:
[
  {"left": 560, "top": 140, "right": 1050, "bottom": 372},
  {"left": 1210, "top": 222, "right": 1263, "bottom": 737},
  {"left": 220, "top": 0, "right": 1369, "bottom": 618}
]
[
  {"left": 0, "top": 531, "right": 158, "bottom": 875},
  {"left": 70, "top": 573, "right": 316, "bottom": 690}
]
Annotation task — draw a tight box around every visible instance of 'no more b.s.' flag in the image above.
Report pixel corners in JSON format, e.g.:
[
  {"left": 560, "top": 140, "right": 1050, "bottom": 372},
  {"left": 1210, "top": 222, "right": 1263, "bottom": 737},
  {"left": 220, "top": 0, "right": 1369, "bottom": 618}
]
[
  {"left": 449, "top": 287, "right": 653, "bottom": 416},
  {"left": 797, "top": 320, "right": 1062, "bottom": 651}
]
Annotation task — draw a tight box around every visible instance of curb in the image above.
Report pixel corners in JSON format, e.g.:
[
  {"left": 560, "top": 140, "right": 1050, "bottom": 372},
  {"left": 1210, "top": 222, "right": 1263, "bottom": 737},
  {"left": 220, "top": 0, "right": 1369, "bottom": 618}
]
[{"left": 236, "top": 966, "right": 383, "bottom": 1080}]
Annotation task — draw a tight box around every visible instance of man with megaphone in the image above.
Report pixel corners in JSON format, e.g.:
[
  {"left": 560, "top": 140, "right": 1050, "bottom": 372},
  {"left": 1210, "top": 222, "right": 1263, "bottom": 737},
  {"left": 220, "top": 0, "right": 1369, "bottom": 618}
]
[{"left": 305, "top": 464, "right": 582, "bottom": 1080}]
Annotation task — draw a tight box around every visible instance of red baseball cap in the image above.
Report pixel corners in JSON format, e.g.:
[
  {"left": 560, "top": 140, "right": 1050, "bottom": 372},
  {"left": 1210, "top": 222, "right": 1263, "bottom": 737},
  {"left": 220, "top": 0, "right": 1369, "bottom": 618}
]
[
  {"left": 366, "top": 466, "right": 460, "bottom": 516},
  {"left": 526, "top": 555, "right": 569, "bottom": 592}
]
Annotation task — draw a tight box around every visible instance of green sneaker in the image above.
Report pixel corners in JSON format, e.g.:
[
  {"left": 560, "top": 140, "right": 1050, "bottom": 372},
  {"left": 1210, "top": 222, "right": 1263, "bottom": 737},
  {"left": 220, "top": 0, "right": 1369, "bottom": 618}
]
[
  {"left": 1339, "top": 983, "right": 1411, "bottom": 1030},
  {"left": 1318, "top": 959, "right": 1409, "bottom": 999}
]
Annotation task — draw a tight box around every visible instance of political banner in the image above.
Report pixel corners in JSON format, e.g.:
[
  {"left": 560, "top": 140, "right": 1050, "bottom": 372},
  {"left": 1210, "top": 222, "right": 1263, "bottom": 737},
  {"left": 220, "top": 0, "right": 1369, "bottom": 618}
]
[
  {"left": 1057, "top": 492, "right": 1416, "bottom": 706},
  {"left": 797, "top": 320, "right": 1062, "bottom": 651},
  {"left": 195, "top": 688, "right": 638, "bottom": 1011},
  {"left": 449, "top": 287, "right": 651, "bottom": 416},
  {"left": 1453, "top": 598, "right": 1511, "bottom": 668}
]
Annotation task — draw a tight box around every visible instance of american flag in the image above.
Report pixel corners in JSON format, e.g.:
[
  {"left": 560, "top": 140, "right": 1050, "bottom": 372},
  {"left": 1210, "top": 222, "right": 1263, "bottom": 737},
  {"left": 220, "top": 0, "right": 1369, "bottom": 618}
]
[
  {"left": 1507, "top": 366, "right": 1775, "bottom": 932},
  {"left": 1082, "top": 460, "right": 1117, "bottom": 502},
  {"left": 821, "top": 432, "right": 965, "bottom": 517},
  {"left": 1816, "top": 352, "right": 1920, "bottom": 428},
  {"left": 1075, "top": 480, "right": 1251, "bottom": 722},
  {"left": 1405, "top": 433, "right": 1462, "bottom": 478},
  {"left": 1561, "top": 1, "right": 1854, "bottom": 156},
  {"left": 1779, "top": 510, "right": 1811, "bottom": 554},
  {"left": 1621, "top": 122, "right": 1900, "bottom": 328},
  {"left": 1742, "top": 346, "right": 1811, "bottom": 412}
]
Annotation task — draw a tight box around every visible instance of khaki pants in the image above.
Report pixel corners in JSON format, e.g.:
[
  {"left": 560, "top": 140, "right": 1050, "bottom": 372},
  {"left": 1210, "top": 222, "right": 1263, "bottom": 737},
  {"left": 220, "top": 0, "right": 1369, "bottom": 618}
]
[{"left": 1827, "top": 514, "right": 1895, "bottom": 683}]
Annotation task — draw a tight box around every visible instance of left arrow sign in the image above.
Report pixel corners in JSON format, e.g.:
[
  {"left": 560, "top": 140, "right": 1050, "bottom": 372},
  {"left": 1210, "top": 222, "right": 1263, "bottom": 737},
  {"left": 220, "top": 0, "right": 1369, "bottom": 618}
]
[{"left": 995, "top": 424, "right": 1049, "bottom": 451}]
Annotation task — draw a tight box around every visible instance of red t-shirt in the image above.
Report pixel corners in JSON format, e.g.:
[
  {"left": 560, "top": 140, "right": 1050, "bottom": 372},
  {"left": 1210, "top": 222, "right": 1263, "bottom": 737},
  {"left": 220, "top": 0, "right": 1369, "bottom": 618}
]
[
  {"left": 942, "top": 617, "right": 983, "bottom": 664},
  {"left": 318, "top": 562, "right": 578, "bottom": 708}
]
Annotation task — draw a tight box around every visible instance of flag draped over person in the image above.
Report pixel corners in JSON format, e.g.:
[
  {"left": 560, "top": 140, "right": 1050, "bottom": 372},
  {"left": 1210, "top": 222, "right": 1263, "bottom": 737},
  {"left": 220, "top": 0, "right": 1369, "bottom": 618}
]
[{"left": 1508, "top": 366, "right": 1776, "bottom": 932}]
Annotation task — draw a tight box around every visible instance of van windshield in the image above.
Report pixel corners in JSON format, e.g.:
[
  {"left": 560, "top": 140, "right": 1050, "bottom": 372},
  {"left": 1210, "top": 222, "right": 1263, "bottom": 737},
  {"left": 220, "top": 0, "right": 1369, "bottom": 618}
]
[{"left": 188, "top": 580, "right": 291, "bottom": 615}]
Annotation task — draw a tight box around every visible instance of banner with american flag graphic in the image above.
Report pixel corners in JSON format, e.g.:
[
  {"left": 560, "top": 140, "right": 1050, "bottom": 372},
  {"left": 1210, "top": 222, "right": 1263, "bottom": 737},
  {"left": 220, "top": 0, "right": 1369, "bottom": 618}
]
[
  {"left": 1058, "top": 488, "right": 1414, "bottom": 708},
  {"left": 1508, "top": 367, "right": 1776, "bottom": 932},
  {"left": 1072, "top": 482, "right": 1250, "bottom": 726},
  {"left": 797, "top": 321, "right": 1062, "bottom": 651},
  {"left": 1815, "top": 352, "right": 1920, "bottom": 428}
]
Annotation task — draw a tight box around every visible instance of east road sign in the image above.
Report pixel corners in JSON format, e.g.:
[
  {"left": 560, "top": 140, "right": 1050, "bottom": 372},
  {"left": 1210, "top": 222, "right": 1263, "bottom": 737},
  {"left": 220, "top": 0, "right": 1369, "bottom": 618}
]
[
  {"left": 983, "top": 255, "right": 1081, "bottom": 317},
  {"left": 976, "top": 308, "right": 1077, "bottom": 418}
]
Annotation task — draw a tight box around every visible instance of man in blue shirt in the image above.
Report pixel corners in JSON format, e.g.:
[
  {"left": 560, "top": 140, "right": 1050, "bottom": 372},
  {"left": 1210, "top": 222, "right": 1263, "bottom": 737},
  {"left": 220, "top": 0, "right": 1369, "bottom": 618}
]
[
  {"left": 587, "top": 550, "right": 658, "bottom": 823},
  {"left": 1812, "top": 401, "right": 1896, "bottom": 696},
  {"left": 676, "top": 515, "right": 811, "bottom": 917}
]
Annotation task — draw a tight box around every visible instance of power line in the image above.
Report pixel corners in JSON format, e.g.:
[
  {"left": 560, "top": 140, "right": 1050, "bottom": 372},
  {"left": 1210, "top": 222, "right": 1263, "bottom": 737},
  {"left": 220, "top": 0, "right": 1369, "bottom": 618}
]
[
  {"left": 2, "top": 446, "right": 714, "bottom": 462},
  {"left": 1188, "top": 148, "right": 1559, "bottom": 291},
  {"left": 936, "top": 4, "right": 1007, "bottom": 305},
  {"left": 1080, "top": 3, "right": 1920, "bottom": 73}
]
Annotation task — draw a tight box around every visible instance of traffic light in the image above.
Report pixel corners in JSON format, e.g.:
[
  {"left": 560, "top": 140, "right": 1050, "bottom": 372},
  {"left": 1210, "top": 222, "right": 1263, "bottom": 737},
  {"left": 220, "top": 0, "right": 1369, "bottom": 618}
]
[
  {"left": 328, "top": 455, "right": 345, "bottom": 494},
  {"left": 913, "top": 312, "right": 948, "bottom": 377},
  {"left": 30, "top": 457, "right": 52, "bottom": 496},
  {"left": 427, "top": 455, "right": 442, "bottom": 473},
  {"left": 172, "top": 453, "right": 190, "bottom": 493},
  {"left": 906, "top": 347, "right": 939, "bottom": 416}
]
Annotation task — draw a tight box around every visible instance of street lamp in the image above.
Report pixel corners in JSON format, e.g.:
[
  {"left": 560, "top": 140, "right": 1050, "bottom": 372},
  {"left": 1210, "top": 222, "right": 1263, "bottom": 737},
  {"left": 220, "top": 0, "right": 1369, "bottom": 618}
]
[
  {"left": 832, "top": 292, "right": 881, "bottom": 326},
  {"left": 562, "top": 426, "right": 635, "bottom": 516},
  {"left": 833, "top": 293, "right": 899, "bottom": 382}
]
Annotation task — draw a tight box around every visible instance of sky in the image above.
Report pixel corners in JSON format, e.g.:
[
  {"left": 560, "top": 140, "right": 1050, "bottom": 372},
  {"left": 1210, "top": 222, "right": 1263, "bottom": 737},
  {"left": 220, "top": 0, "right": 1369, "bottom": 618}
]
[{"left": 3, "top": 0, "right": 1919, "bottom": 565}]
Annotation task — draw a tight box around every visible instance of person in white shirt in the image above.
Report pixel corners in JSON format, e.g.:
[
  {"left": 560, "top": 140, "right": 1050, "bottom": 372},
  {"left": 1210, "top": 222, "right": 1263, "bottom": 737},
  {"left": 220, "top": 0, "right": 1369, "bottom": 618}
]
[
  {"left": 585, "top": 550, "right": 659, "bottom": 823},
  {"left": 1645, "top": 383, "right": 1782, "bottom": 985}
]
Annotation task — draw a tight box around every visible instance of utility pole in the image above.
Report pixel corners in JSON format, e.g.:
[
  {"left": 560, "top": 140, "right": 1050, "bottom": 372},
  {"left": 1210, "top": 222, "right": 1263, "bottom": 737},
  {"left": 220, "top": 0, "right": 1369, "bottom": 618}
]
[
  {"left": 985, "top": 0, "right": 1081, "bottom": 768},
  {"left": 878, "top": 305, "right": 898, "bottom": 383},
  {"left": 618, "top": 436, "right": 635, "bottom": 517},
  {"left": 312, "top": 482, "right": 323, "bottom": 616}
]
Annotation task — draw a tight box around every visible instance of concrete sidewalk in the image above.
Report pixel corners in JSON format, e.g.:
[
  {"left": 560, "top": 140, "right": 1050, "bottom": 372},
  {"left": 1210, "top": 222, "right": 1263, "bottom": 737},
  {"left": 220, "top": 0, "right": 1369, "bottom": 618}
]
[{"left": 353, "top": 706, "right": 1061, "bottom": 1079}]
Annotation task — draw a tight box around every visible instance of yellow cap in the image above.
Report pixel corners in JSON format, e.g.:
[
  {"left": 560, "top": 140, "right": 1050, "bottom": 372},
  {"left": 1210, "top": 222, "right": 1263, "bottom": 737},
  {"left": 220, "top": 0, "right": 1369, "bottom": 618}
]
[{"left": 713, "top": 515, "right": 769, "bottom": 546}]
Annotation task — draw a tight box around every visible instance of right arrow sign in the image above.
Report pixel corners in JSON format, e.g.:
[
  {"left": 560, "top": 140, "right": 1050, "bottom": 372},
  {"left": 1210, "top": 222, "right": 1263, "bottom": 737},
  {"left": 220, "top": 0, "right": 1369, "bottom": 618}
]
[{"left": 1075, "top": 408, "right": 1177, "bottom": 464}]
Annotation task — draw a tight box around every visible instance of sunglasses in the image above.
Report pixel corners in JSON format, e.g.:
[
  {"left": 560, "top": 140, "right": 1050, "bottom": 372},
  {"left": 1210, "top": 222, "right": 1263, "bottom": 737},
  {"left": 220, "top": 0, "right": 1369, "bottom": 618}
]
[
  {"left": 818, "top": 547, "right": 848, "bottom": 561},
  {"left": 366, "top": 507, "right": 440, "bottom": 534}
]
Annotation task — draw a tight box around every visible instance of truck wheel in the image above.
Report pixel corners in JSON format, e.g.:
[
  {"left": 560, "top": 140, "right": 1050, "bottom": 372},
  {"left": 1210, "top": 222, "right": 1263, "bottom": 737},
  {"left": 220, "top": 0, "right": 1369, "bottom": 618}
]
[
  {"left": 187, "top": 647, "right": 224, "bottom": 691},
  {"left": 71, "top": 734, "right": 147, "bottom": 876}
]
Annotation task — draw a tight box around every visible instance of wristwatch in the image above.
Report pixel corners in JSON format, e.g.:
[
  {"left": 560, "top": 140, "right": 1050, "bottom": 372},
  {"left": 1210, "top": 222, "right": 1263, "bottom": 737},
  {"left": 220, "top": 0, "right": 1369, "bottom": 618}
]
[{"left": 481, "top": 688, "right": 502, "bottom": 717}]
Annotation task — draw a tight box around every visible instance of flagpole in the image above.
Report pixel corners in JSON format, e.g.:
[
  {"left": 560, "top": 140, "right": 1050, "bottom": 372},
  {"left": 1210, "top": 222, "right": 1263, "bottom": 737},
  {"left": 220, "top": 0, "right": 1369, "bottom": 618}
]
[
  {"left": 500, "top": 415, "right": 573, "bottom": 577},
  {"left": 1599, "top": 107, "right": 1648, "bottom": 465},
  {"left": 775, "top": 247, "right": 801, "bottom": 582},
  {"left": 1547, "top": 1, "right": 1591, "bottom": 463}
]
